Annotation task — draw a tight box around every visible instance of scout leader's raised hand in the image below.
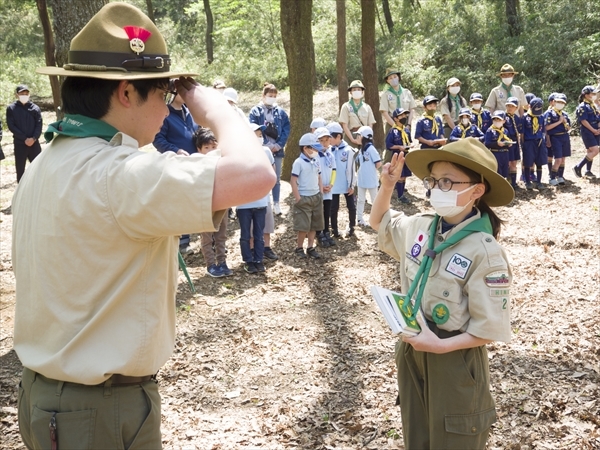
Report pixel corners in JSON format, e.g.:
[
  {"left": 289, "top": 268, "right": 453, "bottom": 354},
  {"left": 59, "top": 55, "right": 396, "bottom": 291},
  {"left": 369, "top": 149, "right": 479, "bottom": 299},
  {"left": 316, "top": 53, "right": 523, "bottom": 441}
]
[
  {"left": 370, "top": 151, "right": 405, "bottom": 231},
  {"left": 174, "top": 76, "right": 276, "bottom": 212}
]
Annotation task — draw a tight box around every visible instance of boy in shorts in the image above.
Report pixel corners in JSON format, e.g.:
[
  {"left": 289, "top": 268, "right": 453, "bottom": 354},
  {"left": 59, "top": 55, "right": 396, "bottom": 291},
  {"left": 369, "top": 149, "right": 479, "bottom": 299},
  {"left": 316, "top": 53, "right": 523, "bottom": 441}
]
[{"left": 291, "top": 133, "right": 324, "bottom": 259}]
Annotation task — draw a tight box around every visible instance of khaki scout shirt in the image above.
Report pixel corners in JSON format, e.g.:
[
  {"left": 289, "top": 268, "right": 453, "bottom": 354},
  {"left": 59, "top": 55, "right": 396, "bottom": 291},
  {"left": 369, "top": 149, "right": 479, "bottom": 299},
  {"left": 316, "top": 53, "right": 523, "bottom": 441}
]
[
  {"left": 338, "top": 100, "right": 376, "bottom": 130},
  {"left": 379, "top": 87, "right": 418, "bottom": 116},
  {"left": 485, "top": 84, "right": 527, "bottom": 113},
  {"left": 12, "top": 133, "right": 224, "bottom": 384},
  {"left": 378, "top": 209, "right": 512, "bottom": 342},
  {"left": 439, "top": 95, "right": 468, "bottom": 126}
]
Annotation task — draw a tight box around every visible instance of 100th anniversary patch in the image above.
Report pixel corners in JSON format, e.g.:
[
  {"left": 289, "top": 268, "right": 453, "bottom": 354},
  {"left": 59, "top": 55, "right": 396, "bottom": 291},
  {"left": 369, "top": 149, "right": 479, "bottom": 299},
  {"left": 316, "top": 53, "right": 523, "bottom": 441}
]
[{"left": 445, "top": 253, "right": 472, "bottom": 279}]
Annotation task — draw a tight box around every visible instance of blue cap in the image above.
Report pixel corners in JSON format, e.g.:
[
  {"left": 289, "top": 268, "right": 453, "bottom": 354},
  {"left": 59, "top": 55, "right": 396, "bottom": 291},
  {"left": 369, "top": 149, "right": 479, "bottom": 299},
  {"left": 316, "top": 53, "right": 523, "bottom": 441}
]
[
  {"left": 422, "top": 95, "right": 438, "bottom": 106},
  {"left": 492, "top": 110, "right": 506, "bottom": 120},
  {"left": 582, "top": 85, "right": 596, "bottom": 95},
  {"left": 392, "top": 107, "right": 408, "bottom": 118},
  {"left": 506, "top": 97, "right": 519, "bottom": 107},
  {"left": 354, "top": 126, "right": 374, "bottom": 139},
  {"left": 310, "top": 117, "right": 326, "bottom": 129},
  {"left": 314, "top": 127, "right": 332, "bottom": 139},
  {"left": 525, "top": 93, "right": 536, "bottom": 104},
  {"left": 299, "top": 133, "right": 324, "bottom": 151},
  {"left": 530, "top": 97, "right": 544, "bottom": 115},
  {"left": 458, "top": 107, "right": 472, "bottom": 117},
  {"left": 326, "top": 122, "right": 344, "bottom": 134},
  {"left": 555, "top": 93, "right": 567, "bottom": 103},
  {"left": 548, "top": 92, "right": 557, "bottom": 102},
  {"left": 469, "top": 93, "right": 483, "bottom": 102}
]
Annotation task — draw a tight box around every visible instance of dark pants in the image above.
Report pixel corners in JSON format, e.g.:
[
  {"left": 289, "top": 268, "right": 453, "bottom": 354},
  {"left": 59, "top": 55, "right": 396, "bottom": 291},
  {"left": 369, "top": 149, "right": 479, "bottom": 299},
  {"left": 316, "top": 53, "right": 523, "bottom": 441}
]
[
  {"left": 237, "top": 207, "right": 266, "bottom": 263},
  {"left": 321, "top": 199, "right": 332, "bottom": 233},
  {"left": 14, "top": 140, "right": 41, "bottom": 182},
  {"left": 18, "top": 367, "right": 162, "bottom": 450},
  {"left": 331, "top": 193, "right": 356, "bottom": 232},
  {"left": 491, "top": 150, "right": 510, "bottom": 178}
]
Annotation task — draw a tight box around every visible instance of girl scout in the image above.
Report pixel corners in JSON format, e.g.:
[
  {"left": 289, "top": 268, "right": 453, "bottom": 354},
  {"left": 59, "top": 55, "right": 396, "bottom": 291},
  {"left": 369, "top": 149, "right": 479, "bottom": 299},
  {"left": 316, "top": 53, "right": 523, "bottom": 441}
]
[
  {"left": 370, "top": 138, "right": 514, "bottom": 450},
  {"left": 573, "top": 85, "right": 600, "bottom": 179},
  {"left": 439, "top": 77, "right": 467, "bottom": 138},
  {"left": 338, "top": 80, "right": 376, "bottom": 146},
  {"left": 379, "top": 68, "right": 417, "bottom": 132}
]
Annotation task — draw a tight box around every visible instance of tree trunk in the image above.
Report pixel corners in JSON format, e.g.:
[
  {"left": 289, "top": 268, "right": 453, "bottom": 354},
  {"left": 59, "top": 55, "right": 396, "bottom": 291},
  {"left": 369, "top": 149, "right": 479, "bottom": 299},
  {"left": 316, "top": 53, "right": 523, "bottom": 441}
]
[
  {"left": 204, "top": 0, "right": 214, "bottom": 64},
  {"left": 280, "top": 0, "right": 314, "bottom": 182},
  {"left": 48, "top": 0, "right": 108, "bottom": 70},
  {"left": 382, "top": 0, "right": 394, "bottom": 33},
  {"left": 36, "top": 0, "right": 61, "bottom": 116},
  {"left": 360, "top": 0, "right": 383, "bottom": 151},
  {"left": 336, "top": 0, "right": 348, "bottom": 113},
  {"left": 146, "top": 0, "right": 155, "bottom": 23},
  {"left": 310, "top": 38, "right": 318, "bottom": 91},
  {"left": 505, "top": 0, "right": 521, "bottom": 37}
]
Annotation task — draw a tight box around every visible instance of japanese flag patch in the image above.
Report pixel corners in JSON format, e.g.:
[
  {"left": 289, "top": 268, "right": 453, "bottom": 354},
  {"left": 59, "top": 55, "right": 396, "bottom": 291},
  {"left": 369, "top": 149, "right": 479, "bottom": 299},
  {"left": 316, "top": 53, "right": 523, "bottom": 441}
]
[{"left": 445, "top": 253, "right": 472, "bottom": 279}]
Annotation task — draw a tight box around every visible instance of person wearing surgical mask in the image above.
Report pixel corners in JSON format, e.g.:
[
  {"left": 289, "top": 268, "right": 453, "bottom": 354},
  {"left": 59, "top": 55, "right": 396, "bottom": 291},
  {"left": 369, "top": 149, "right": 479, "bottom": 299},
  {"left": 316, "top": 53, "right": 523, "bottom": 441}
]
[
  {"left": 544, "top": 93, "right": 571, "bottom": 186},
  {"left": 6, "top": 84, "right": 42, "bottom": 182},
  {"left": 485, "top": 64, "right": 527, "bottom": 116},
  {"left": 448, "top": 107, "right": 485, "bottom": 144},
  {"left": 338, "top": 79, "right": 376, "bottom": 146},
  {"left": 249, "top": 83, "right": 291, "bottom": 216},
  {"left": 370, "top": 138, "right": 514, "bottom": 450},
  {"left": 439, "top": 77, "right": 467, "bottom": 138},
  {"left": 573, "top": 85, "right": 600, "bottom": 179},
  {"left": 379, "top": 68, "right": 417, "bottom": 141}
]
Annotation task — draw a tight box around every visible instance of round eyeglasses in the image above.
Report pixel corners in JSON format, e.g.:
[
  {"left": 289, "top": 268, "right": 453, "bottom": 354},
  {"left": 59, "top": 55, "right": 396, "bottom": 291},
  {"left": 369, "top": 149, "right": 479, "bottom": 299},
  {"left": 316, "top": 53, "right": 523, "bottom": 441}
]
[
  {"left": 161, "top": 88, "right": 178, "bottom": 106},
  {"left": 422, "top": 176, "right": 477, "bottom": 192}
]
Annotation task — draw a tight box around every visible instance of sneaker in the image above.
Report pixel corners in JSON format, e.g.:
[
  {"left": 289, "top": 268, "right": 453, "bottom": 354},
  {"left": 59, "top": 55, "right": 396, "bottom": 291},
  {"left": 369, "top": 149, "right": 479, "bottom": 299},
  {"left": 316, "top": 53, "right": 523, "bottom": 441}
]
[
  {"left": 228, "top": 208, "right": 236, "bottom": 220},
  {"left": 511, "top": 184, "right": 522, "bottom": 191},
  {"left": 331, "top": 229, "right": 342, "bottom": 238},
  {"left": 585, "top": 171, "right": 597, "bottom": 179},
  {"left": 325, "top": 231, "right": 336, "bottom": 246},
  {"left": 536, "top": 182, "right": 546, "bottom": 190},
  {"left": 557, "top": 177, "right": 566, "bottom": 185},
  {"left": 179, "top": 244, "right": 193, "bottom": 255},
  {"left": 549, "top": 178, "right": 559, "bottom": 186},
  {"left": 273, "top": 202, "right": 282, "bottom": 215},
  {"left": 573, "top": 165, "right": 582, "bottom": 178},
  {"left": 263, "top": 247, "right": 279, "bottom": 260},
  {"left": 244, "top": 262, "right": 258, "bottom": 274},
  {"left": 318, "top": 232, "right": 330, "bottom": 248},
  {"left": 255, "top": 261, "right": 266, "bottom": 272},
  {"left": 207, "top": 264, "right": 225, "bottom": 278},
  {"left": 218, "top": 262, "right": 233, "bottom": 276},
  {"left": 346, "top": 227, "right": 355, "bottom": 238},
  {"left": 398, "top": 195, "right": 410, "bottom": 204},
  {"left": 525, "top": 182, "right": 534, "bottom": 190},
  {"left": 294, "top": 247, "right": 307, "bottom": 258},
  {"left": 307, "top": 247, "right": 321, "bottom": 259},
  {"left": 356, "top": 220, "right": 367, "bottom": 227}
]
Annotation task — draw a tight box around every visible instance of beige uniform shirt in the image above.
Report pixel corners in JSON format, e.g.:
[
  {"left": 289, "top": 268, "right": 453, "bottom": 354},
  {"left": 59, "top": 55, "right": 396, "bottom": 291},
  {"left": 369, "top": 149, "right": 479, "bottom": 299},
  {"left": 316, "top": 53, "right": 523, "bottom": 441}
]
[
  {"left": 439, "top": 95, "right": 468, "bottom": 126},
  {"left": 379, "top": 86, "right": 418, "bottom": 116},
  {"left": 378, "top": 209, "right": 512, "bottom": 342},
  {"left": 12, "top": 133, "right": 224, "bottom": 384},
  {"left": 485, "top": 84, "right": 527, "bottom": 112},
  {"left": 338, "top": 100, "right": 376, "bottom": 130}
]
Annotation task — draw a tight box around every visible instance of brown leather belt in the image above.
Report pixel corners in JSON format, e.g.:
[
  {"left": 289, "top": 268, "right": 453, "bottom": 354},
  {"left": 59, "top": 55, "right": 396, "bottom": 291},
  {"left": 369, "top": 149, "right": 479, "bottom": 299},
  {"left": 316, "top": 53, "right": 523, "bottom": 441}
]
[{"left": 426, "top": 319, "right": 462, "bottom": 339}]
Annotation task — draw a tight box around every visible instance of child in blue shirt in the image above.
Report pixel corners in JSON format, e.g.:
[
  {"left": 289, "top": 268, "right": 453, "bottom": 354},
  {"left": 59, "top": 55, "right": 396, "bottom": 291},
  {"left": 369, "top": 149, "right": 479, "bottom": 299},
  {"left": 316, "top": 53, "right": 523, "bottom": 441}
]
[
  {"left": 522, "top": 97, "right": 547, "bottom": 189},
  {"left": 385, "top": 108, "right": 413, "bottom": 203},
  {"left": 314, "top": 127, "right": 337, "bottom": 247},
  {"left": 415, "top": 96, "right": 446, "bottom": 149},
  {"left": 504, "top": 97, "right": 523, "bottom": 189},
  {"left": 469, "top": 93, "right": 492, "bottom": 133},
  {"left": 449, "top": 107, "right": 484, "bottom": 143},
  {"left": 291, "top": 133, "right": 324, "bottom": 259},
  {"left": 545, "top": 93, "right": 571, "bottom": 185},
  {"left": 485, "top": 111, "right": 513, "bottom": 180},
  {"left": 354, "top": 126, "right": 382, "bottom": 226},
  {"left": 573, "top": 85, "right": 600, "bottom": 179},
  {"left": 328, "top": 122, "right": 357, "bottom": 238}
]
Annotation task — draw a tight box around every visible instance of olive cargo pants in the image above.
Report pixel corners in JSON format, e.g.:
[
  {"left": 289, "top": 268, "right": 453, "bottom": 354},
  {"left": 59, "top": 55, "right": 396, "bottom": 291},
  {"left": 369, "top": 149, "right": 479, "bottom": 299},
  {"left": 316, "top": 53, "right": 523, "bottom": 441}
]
[{"left": 395, "top": 340, "right": 497, "bottom": 449}]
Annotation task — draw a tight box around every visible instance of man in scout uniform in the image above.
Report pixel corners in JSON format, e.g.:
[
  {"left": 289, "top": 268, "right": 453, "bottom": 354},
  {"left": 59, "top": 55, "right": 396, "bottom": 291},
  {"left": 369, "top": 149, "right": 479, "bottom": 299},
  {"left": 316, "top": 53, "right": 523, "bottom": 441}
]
[
  {"left": 379, "top": 68, "right": 417, "bottom": 132},
  {"left": 13, "top": 3, "right": 275, "bottom": 448},
  {"left": 485, "top": 64, "right": 527, "bottom": 116},
  {"left": 338, "top": 79, "right": 376, "bottom": 146}
]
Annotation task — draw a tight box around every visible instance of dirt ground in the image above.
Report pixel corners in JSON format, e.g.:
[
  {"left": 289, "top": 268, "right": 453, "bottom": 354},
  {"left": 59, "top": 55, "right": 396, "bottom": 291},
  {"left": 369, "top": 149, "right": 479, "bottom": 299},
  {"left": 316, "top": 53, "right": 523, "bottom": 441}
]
[{"left": 1, "top": 91, "right": 599, "bottom": 449}]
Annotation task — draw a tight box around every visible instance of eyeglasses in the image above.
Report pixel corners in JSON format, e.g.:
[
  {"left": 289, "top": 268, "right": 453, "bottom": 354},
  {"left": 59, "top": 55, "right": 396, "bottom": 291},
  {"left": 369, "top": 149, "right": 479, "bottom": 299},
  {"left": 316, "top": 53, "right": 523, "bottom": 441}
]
[
  {"left": 161, "top": 88, "right": 178, "bottom": 105},
  {"left": 423, "top": 176, "right": 477, "bottom": 192}
]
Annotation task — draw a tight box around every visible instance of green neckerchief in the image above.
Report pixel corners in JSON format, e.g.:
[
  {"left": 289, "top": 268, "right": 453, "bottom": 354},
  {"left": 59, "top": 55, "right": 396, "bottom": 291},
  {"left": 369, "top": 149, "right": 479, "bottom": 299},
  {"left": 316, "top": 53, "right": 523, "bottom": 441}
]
[
  {"left": 44, "top": 114, "right": 119, "bottom": 143},
  {"left": 349, "top": 99, "right": 364, "bottom": 116},
  {"left": 449, "top": 94, "right": 461, "bottom": 118},
  {"left": 399, "top": 212, "right": 493, "bottom": 322},
  {"left": 500, "top": 82, "right": 513, "bottom": 98},
  {"left": 387, "top": 84, "right": 404, "bottom": 108}
]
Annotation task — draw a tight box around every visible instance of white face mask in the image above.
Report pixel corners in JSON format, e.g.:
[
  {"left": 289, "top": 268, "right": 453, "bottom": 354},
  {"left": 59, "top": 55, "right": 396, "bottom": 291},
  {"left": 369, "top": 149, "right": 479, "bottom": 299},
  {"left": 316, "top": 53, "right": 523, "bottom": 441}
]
[
  {"left": 555, "top": 103, "right": 565, "bottom": 111},
  {"left": 429, "top": 184, "right": 477, "bottom": 217},
  {"left": 389, "top": 78, "right": 400, "bottom": 87},
  {"left": 501, "top": 77, "right": 513, "bottom": 85},
  {"left": 351, "top": 90, "right": 364, "bottom": 100},
  {"left": 493, "top": 120, "right": 504, "bottom": 128},
  {"left": 264, "top": 96, "right": 276, "bottom": 106},
  {"left": 19, "top": 95, "right": 30, "bottom": 104},
  {"left": 448, "top": 86, "right": 461, "bottom": 95},
  {"left": 471, "top": 103, "right": 482, "bottom": 111},
  {"left": 461, "top": 118, "right": 471, "bottom": 126}
]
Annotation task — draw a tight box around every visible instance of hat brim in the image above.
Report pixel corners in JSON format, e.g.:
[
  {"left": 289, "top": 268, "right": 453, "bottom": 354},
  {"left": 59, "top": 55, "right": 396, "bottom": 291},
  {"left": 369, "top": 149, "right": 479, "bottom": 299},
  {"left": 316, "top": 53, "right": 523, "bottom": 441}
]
[
  {"left": 404, "top": 147, "right": 515, "bottom": 207},
  {"left": 497, "top": 71, "right": 519, "bottom": 76},
  {"left": 385, "top": 71, "right": 401, "bottom": 79},
  {"left": 310, "top": 143, "right": 324, "bottom": 151},
  {"left": 37, "top": 66, "right": 198, "bottom": 80}
]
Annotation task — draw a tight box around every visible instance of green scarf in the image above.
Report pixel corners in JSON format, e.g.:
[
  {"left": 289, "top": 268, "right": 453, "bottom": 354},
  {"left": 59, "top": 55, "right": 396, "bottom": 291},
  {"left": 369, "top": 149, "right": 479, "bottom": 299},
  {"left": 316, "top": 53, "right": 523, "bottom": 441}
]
[
  {"left": 349, "top": 99, "right": 364, "bottom": 116},
  {"left": 501, "top": 82, "right": 513, "bottom": 98},
  {"left": 45, "top": 114, "right": 119, "bottom": 143},
  {"left": 399, "top": 213, "right": 493, "bottom": 322},
  {"left": 449, "top": 94, "right": 462, "bottom": 118},
  {"left": 387, "top": 84, "right": 404, "bottom": 108}
]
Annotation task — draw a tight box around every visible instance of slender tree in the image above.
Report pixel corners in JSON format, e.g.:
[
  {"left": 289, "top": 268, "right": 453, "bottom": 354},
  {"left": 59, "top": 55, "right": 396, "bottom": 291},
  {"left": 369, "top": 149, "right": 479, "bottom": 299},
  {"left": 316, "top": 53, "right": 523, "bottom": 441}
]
[
  {"left": 336, "top": 0, "right": 348, "bottom": 112},
  {"left": 360, "top": 0, "right": 384, "bottom": 150},
  {"left": 36, "top": 0, "right": 61, "bottom": 115},
  {"left": 505, "top": 0, "right": 521, "bottom": 37},
  {"left": 204, "top": 0, "right": 214, "bottom": 64},
  {"left": 146, "top": 0, "right": 155, "bottom": 23},
  {"left": 382, "top": 0, "right": 394, "bottom": 33},
  {"left": 280, "top": 0, "right": 314, "bottom": 182}
]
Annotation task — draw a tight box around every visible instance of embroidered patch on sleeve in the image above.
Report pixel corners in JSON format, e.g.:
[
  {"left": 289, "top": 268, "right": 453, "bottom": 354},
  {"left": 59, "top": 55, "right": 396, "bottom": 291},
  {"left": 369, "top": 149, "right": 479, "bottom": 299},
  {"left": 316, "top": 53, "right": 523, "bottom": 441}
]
[
  {"left": 445, "top": 253, "right": 472, "bottom": 279},
  {"left": 484, "top": 271, "right": 511, "bottom": 287}
]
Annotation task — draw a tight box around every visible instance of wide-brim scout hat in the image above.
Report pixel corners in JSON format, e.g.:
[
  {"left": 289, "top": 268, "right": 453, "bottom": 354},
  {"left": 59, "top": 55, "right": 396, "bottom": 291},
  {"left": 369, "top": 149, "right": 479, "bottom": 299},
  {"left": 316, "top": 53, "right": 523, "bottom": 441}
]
[
  {"left": 405, "top": 138, "right": 515, "bottom": 207},
  {"left": 36, "top": 3, "right": 196, "bottom": 80},
  {"left": 384, "top": 68, "right": 401, "bottom": 79},
  {"left": 348, "top": 80, "right": 365, "bottom": 91},
  {"left": 497, "top": 64, "right": 519, "bottom": 76}
]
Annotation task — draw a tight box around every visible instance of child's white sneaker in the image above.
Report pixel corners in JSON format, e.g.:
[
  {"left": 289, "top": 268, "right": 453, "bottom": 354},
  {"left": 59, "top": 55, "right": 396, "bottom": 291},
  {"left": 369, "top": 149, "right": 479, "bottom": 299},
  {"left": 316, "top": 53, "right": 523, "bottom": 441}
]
[{"left": 273, "top": 203, "right": 282, "bottom": 215}]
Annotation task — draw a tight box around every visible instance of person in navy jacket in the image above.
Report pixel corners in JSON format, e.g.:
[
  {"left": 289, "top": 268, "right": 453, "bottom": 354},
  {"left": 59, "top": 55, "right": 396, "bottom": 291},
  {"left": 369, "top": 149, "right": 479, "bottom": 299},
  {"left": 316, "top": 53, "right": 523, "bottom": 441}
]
[
  {"left": 449, "top": 107, "right": 484, "bottom": 143},
  {"left": 504, "top": 97, "right": 523, "bottom": 189},
  {"left": 522, "top": 98, "right": 547, "bottom": 189},
  {"left": 545, "top": 93, "right": 571, "bottom": 185},
  {"left": 573, "top": 85, "right": 600, "bottom": 179},
  {"left": 415, "top": 95, "right": 446, "bottom": 149},
  {"left": 469, "top": 93, "right": 492, "bottom": 133}
]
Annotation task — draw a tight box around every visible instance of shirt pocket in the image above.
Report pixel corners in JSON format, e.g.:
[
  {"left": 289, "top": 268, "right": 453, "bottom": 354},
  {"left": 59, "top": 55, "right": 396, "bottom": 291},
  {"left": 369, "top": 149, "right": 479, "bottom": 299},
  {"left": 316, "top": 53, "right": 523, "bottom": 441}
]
[{"left": 423, "top": 278, "right": 467, "bottom": 331}]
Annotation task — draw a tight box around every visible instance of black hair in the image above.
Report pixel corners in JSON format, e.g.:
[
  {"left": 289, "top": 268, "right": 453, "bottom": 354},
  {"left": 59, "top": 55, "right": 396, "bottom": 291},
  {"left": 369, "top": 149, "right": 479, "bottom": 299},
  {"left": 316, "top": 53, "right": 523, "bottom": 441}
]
[
  {"left": 428, "top": 161, "right": 504, "bottom": 238},
  {"left": 360, "top": 136, "right": 374, "bottom": 153},
  {"left": 330, "top": 132, "right": 342, "bottom": 139},
  {"left": 193, "top": 126, "right": 217, "bottom": 149},
  {"left": 61, "top": 77, "right": 170, "bottom": 119},
  {"left": 445, "top": 91, "right": 466, "bottom": 114}
]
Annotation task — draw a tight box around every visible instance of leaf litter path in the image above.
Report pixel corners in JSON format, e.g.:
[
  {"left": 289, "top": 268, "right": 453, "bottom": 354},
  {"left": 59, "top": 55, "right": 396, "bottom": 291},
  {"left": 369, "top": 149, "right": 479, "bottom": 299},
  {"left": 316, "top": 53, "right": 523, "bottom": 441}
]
[{"left": 1, "top": 136, "right": 599, "bottom": 450}]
